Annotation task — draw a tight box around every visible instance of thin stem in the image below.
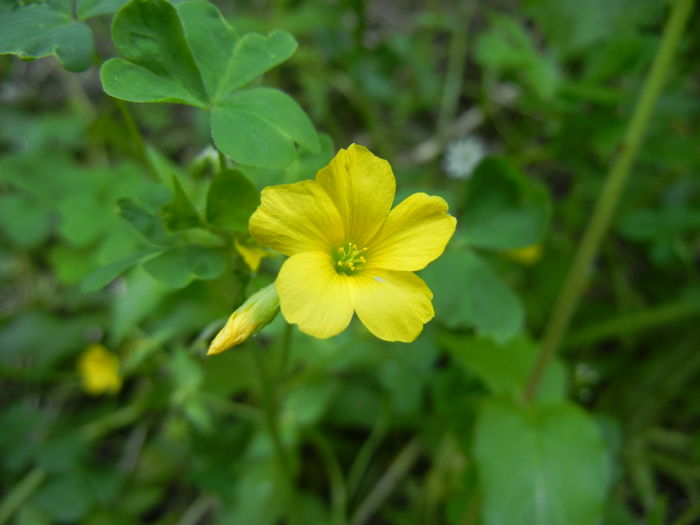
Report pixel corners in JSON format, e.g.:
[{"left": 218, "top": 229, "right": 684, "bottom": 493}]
[
  {"left": 564, "top": 299, "right": 700, "bottom": 348},
  {"left": 278, "top": 322, "right": 294, "bottom": 379},
  {"left": 523, "top": 0, "right": 695, "bottom": 401},
  {"left": 218, "top": 150, "right": 227, "bottom": 172},
  {"left": 250, "top": 345, "right": 298, "bottom": 523},
  {"left": 437, "top": 4, "right": 471, "bottom": 139},
  {"left": 0, "top": 467, "right": 46, "bottom": 525},
  {"left": 350, "top": 437, "right": 422, "bottom": 525},
  {"left": 310, "top": 430, "right": 348, "bottom": 525}
]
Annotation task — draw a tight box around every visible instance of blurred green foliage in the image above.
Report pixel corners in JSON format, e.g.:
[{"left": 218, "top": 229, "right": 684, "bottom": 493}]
[{"left": 1, "top": 0, "right": 699, "bottom": 524}]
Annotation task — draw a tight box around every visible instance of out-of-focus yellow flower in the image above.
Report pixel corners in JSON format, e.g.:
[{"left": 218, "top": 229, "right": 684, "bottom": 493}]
[
  {"left": 249, "top": 144, "right": 456, "bottom": 342},
  {"left": 505, "top": 243, "right": 543, "bottom": 265},
  {"left": 78, "top": 344, "right": 122, "bottom": 395},
  {"left": 234, "top": 239, "right": 268, "bottom": 272},
  {"left": 208, "top": 283, "right": 280, "bottom": 355}
]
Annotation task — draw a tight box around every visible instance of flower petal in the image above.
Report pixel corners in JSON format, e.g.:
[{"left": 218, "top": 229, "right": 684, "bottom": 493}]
[
  {"left": 249, "top": 180, "right": 344, "bottom": 256},
  {"left": 316, "top": 144, "right": 395, "bottom": 247},
  {"left": 368, "top": 193, "right": 456, "bottom": 271},
  {"left": 350, "top": 269, "right": 434, "bottom": 342},
  {"left": 276, "top": 251, "right": 354, "bottom": 338}
]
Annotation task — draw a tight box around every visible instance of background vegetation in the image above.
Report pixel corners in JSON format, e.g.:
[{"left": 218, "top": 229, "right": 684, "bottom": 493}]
[{"left": 1, "top": 0, "right": 699, "bottom": 523}]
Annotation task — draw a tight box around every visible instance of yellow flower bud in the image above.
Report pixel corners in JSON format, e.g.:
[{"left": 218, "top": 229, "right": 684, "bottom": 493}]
[
  {"left": 208, "top": 283, "right": 280, "bottom": 355},
  {"left": 77, "top": 344, "right": 122, "bottom": 395},
  {"left": 505, "top": 243, "right": 543, "bottom": 266}
]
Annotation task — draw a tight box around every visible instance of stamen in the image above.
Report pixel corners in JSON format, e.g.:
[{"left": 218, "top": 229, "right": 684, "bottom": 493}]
[{"left": 332, "top": 241, "right": 369, "bottom": 275}]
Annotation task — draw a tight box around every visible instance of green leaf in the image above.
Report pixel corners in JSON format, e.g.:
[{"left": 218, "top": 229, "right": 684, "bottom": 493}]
[
  {"left": 474, "top": 399, "right": 610, "bottom": 525},
  {"left": 101, "top": 0, "right": 208, "bottom": 107},
  {"left": 80, "top": 249, "right": 156, "bottom": 292},
  {"left": 0, "top": 1, "right": 94, "bottom": 71},
  {"left": 162, "top": 176, "right": 201, "bottom": 231},
  {"left": 461, "top": 157, "right": 551, "bottom": 250},
  {"left": 206, "top": 169, "right": 259, "bottom": 231},
  {"left": 439, "top": 333, "right": 565, "bottom": 403},
  {"left": 143, "top": 245, "right": 227, "bottom": 288},
  {"left": 100, "top": 0, "right": 313, "bottom": 169},
  {"left": 215, "top": 31, "right": 298, "bottom": 96},
  {"left": 0, "top": 193, "right": 52, "bottom": 248},
  {"left": 422, "top": 249, "right": 523, "bottom": 342},
  {"left": 176, "top": 0, "right": 296, "bottom": 100},
  {"left": 211, "top": 88, "right": 319, "bottom": 169},
  {"left": 118, "top": 197, "right": 172, "bottom": 246},
  {"left": 77, "top": 0, "right": 129, "bottom": 19}
]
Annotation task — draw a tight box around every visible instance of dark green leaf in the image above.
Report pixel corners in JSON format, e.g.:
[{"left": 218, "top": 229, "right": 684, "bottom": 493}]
[
  {"left": 439, "top": 333, "right": 565, "bottom": 403},
  {"left": 80, "top": 249, "right": 156, "bottom": 292},
  {"left": 461, "top": 157, "right": 551, "bottom": 250},
  {"left": 422, "top": 249, "right": 523, "bottom": 342},
  {"left": 100, "top": 0, "right": 209, "bottom": 107},
  {"left": 206, "top": 169, "right": 259, "bottom": 231},
  {"left": 0, "top": 193, "right": 53, "bottom": 248},
  {"left": 118, "top": 197, "right": 172, "bottom": 246},
  {"left": 474, "top": 399, "right": 610, "bottom": 525},
  {"left": 211, "top": 88, "right": 319, "bottom": 168},
  {"left": 142, "top": 245, "right": 227, "bottom": 288},
  {"left": 162, "top": 175, "right": 201, "bottom": 231},
  {"left": 0, "top": 1, "right": 94, "bottom": 71}
]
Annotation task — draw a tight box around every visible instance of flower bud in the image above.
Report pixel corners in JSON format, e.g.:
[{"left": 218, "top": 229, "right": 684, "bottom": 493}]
[
  {"left": 78, "top": 344, "right": 122, "bottom": 395},
  {"left": 208, "top": 283, "right": 280, "bottom": 355}
]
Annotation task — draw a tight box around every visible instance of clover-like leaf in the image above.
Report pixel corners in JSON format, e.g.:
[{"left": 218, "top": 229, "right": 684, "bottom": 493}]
[
  {"left": 100, "top": 0, "right": 316, "bottom": 169},
  {"left": 211, "top": 88, "right": 319, "bottom": 169},
  {"left": 0, "top": 0, "right": 128, "bottom": 71}
]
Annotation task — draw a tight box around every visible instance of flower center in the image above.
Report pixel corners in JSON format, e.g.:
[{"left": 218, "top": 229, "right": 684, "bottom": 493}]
[{"left": 332, "top": 241, "right": 368, "bottom": 275}]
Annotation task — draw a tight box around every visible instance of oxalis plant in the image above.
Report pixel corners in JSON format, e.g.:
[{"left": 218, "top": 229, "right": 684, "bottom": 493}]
[{"left": 0, "top": 0, "right": 695, "bottom": 523}]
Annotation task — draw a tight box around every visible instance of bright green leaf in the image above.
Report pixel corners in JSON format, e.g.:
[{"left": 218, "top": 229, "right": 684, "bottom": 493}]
[
  {"left": 474, "top": 399, "right": 610, "bottom": 525},
  {"left": 211, "top": 88, "right": 319, "bottom": 169},
  {"left": 206, "top": 169, "right": 259, "bottom": 231}
]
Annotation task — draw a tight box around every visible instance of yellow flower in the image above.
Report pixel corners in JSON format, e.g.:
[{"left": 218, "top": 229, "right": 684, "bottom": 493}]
[
  {"left": 249, "top": 144, "right": 456, "bottom": 342},
  {"left": 208, "top": 283, "right": 280, "bottom": 355},
  {"left": 77, "top": 344, "right": 122, "bottom": 395},
  {"left": 234, "top": 239, "right": 269, "bottom": 272},
  {"left": 505, "top": 243, "right": 543, "bottom": 265}
]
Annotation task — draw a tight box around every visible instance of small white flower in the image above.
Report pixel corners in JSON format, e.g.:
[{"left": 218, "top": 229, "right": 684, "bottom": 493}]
[{"left": 443, "top": 137, "right": 486, "bottom": 179}]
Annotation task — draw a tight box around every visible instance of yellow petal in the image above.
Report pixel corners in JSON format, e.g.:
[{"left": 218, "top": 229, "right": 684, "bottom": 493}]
[
  {"left": 368, "top": 193, "right": 456, "bottom": 271},
  {"left": 276, "top": 251, "right": 354, "bottom": 338},
  {"left": 316, "top": 144, "right": 395, "bottom": 247},
  {"left": 350, "top": 269, "right": 434, "bottom": 342},
  {"left": 249, "top": 180, "right": 344, "bottom": 256},
  {"left": 234, "top": 239, "right": 268, "bottom": 272}
]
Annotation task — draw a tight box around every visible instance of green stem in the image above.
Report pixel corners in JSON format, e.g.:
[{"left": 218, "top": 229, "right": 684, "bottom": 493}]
[
  {"left": 564, "top": 299, "right": 700, "bottom": 348},
  {"left": 278, "top": 322, "right": 294, "bottom": 379},
  {"left": 310, "top": 430, "right": 348, "bottom": 525},
  {"left": 250, "top": 346, "right": 298, "bottom": 523},
  {"left": 437, "top": 4, "right": 471, "bottom": 139},
  {"left": 350, "top": 437, "right": 422, "bottom": 525},
  {"left": 116, "top": 99, "right": 158, "bottom": 179},
  {"left": 0, "top": 467, "right": 46, "bottom": 525},
  {"left": 523, "top": 0, "right": 695, "bottom": 401}
]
